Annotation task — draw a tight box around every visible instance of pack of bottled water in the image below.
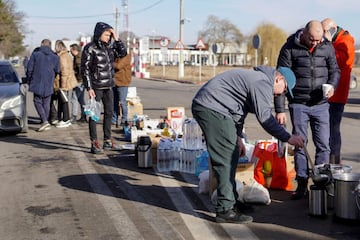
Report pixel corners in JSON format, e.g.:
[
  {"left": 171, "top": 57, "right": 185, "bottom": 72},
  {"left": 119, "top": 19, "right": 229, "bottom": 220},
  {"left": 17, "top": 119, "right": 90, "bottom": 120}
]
[
  {"left": 182, "top": 118, "right": 204, "bottom": 150},
  {"left": 157, "top": 138, "right": 180, "bottom": 172}
]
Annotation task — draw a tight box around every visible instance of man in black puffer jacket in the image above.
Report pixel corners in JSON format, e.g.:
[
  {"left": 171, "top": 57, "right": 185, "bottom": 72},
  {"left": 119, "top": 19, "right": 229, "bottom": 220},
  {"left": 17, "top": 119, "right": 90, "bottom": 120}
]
[
  {"left": 275, "top": 20, "right": 340, "bottom": 200},
  {"left": 81, "top": 22, "right": 127, "bottom": 154}
]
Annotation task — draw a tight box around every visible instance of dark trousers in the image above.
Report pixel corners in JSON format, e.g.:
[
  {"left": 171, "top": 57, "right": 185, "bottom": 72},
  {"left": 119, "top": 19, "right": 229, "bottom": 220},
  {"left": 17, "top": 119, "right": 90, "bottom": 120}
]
[
  {"left": 329, "top": 102, "right": 344, "bottom": 157},
  {"left": 57, "top": 90, "right": 70, "bottom": 122},
  {"left": 192, "top": 102, "right": 239, "bottom": 213},
  {"left": 33, "top": 94, "right": 51, "bottom": 124},
  {"left": 49, "top": 93, "right": 58, "bottom": 122},
  {"left": 89, "top": 88, "right": 113, "bottom": 142}
]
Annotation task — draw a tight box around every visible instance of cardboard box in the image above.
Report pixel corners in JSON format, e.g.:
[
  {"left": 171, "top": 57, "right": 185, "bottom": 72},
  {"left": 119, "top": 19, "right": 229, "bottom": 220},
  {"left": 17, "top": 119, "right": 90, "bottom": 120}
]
[
  {"left": 127, "top": 87, "right": 137, "bottom": 99},
  {"left": 235, "top": 162, "right": 255, "bottom": 184},
  {"left": 128, "top": 102, "right": 143, "bottom": 118},
  {"left": 166, "top": 107, "right": 185, "bottom": 135}
]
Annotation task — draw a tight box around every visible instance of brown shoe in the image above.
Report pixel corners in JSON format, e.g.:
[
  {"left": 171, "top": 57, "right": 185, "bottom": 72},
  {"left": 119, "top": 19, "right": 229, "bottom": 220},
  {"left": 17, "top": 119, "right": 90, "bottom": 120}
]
[
  {"left": 91, "top": 140, "right": 104, "bottom": 154},
  {"left": 103, "top": 139, "right": 121, "bottom": 150}
]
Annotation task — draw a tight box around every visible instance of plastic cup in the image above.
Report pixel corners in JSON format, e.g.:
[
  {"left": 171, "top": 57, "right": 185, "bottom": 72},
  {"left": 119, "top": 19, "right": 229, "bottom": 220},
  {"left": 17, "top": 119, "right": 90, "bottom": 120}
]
[{"left": 322, "top": 84, "right": 332, "bottom": 97}]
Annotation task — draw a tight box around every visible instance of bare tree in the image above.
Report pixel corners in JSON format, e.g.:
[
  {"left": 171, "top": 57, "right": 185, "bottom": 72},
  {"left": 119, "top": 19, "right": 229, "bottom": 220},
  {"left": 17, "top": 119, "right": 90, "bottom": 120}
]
[
  {"left": 247, "top": 22, "right": 288, "bottom": 66},
  {"left": 0, "top": 0, "right": 25, "bottom": 58},
  {"left": 199, "top": 15, "right": 244, "bottom": 65}
]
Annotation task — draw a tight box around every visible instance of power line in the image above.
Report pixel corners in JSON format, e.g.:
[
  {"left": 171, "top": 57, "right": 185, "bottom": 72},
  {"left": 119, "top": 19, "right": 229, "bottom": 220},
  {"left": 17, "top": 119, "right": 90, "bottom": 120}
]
[
  {"left": 28, "top": 13, "right": 114, "bottom": 19},
  {"left": 27, "top": 0, "right": 164, "bottom": 19},
  {"left": 129, "top": 0, "right": 163, "bottom": 14}
]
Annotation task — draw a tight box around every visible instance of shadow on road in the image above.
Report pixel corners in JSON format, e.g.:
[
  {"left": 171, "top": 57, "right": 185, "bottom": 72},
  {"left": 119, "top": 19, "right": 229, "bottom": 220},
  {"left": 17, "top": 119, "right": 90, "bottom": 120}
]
[
  {"left": 0, "top": 135, "right": 89, "bottom": 152},
  {"left": 58, "top": 173, "right": 214, "bottom": 223}
]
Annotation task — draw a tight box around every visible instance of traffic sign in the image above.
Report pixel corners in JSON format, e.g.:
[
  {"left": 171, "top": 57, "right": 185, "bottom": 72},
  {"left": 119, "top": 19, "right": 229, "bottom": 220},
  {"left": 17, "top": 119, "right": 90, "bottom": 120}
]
[
  {"left": 196, "top": 38, "right": 206, "bottom": 49},
  {"left": 252, "top": 34, "right": 261, "bottom": 49},
  {"left": 174, "top": 40, "right": 185, "bottom": 49},
  {"left": 212, "top": 44, "right": 217, "bottom": 54},
  {"left": 159, "top": 37, "right": 169, "bottom": 47}
]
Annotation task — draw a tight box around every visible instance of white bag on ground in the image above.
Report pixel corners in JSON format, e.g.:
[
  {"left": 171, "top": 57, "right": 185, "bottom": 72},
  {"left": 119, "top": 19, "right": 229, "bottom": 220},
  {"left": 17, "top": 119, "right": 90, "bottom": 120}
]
[
  {"left": 198, "top": 170, "right": 210, "bottom": 194},
  {"left": 211, "top": 180, "right": 244, "bottom": 205},
  {"left": 239, "top": 180, "right": 271, "bottom": 205}
]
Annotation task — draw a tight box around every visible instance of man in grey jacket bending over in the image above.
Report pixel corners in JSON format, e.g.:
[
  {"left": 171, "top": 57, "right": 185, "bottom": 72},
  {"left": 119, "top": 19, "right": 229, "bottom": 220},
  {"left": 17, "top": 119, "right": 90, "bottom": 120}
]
[{"left": 192, "top": 66, "right": 304, "bottom": 224}]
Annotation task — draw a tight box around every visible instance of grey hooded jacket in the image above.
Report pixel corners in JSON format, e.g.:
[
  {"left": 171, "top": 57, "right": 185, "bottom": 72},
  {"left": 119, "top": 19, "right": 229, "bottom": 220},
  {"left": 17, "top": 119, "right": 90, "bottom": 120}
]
[{"left": 192, "top": 66, "right": 291, "bottom": 142}]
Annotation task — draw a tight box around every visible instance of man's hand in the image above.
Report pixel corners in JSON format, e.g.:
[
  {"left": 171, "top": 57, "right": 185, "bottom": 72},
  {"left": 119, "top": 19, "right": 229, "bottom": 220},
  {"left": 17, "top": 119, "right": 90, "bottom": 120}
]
[
  {"left": 88, "top": 89, "right": 96, "bottom": 98},
  {"left": 237, "top": 136, "right": 246, "bottom": 157},
  {"left": 287, "top": 135, "right": 304, "bottom": 148},
  {"left": 276, "top": 112, "right": 287, "bottom": 125},
  {"left": 110, "top": 29, "right": 118, "bottom": 41},
  {"left": 326, "top": 86, "right": 335, "bottom": 98}
]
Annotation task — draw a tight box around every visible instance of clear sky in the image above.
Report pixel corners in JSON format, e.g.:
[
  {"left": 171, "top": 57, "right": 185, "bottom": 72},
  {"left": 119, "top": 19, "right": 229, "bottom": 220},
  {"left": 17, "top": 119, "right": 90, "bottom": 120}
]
[{"left": 16, "top": 0, "right": 360, "bottom": 49}]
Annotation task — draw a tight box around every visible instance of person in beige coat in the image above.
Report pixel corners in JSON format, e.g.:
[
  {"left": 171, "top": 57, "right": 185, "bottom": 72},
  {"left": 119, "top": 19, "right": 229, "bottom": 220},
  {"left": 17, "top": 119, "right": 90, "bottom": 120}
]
[
  {"left": 54, "top": 40, "right": 78, "bottom": 128},
  {"left": 112, "top": 52, "right": 132, "bottom": 129}
]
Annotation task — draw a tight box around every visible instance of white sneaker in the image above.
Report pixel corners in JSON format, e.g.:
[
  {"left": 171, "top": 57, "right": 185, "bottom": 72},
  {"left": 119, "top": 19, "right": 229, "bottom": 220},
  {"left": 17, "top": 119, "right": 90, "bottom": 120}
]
[
  {"left": 38, "top": 122, "right": 51, "bottom": 132},
  {"left": 56, "top": 120, "right": 71, "bottom": 128},
  {"left": 50, "top": 119, "right": 59, "bottom": 125}
]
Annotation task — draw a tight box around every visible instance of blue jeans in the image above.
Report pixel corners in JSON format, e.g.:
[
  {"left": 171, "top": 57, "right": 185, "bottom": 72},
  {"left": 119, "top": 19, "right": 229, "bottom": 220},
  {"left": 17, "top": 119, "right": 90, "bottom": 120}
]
[
  {"left": 329, "top": 102, "right": 344, "bottom": 157},
  {"left": 289, "top": 103, "right": 330, "bottom": 179},
  {"left": 112, "top": 86, "right": 128, "bottom": 124},
  {"left": 71, "top": 83, "right": 85, "bottom": 117}
]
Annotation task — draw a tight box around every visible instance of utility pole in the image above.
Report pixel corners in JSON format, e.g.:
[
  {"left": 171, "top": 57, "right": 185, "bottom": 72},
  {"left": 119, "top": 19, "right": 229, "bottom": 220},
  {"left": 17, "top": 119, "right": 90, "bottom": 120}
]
[
  {"left": 178, "top": 0, "right": 184, "bottom": 79},
  {"left": 114, "top": 7, "right": 120, "bottom": 36},
  {"left": 122, "top": 0, "right": 129, "bottom": 51}
]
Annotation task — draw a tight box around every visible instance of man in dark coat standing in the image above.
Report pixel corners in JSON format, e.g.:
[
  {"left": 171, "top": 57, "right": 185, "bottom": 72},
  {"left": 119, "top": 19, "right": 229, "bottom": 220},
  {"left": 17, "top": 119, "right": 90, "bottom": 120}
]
[
  {"left": 27, "top": 39, "right": 61, "bottom": 132},
  {"left": 81, "top": 22, "right": 127, "bottom": 154}
]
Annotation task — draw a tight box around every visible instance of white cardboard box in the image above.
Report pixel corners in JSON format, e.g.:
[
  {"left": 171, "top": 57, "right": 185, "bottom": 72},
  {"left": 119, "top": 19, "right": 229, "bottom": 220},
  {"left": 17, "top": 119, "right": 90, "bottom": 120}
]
[{"left": 127, "top": 87, "right": 137, "bottom": 99}]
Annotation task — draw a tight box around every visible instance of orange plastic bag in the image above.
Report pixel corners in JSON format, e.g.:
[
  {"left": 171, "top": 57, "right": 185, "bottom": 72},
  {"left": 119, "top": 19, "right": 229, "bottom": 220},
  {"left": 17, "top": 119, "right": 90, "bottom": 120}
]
[{"left": 252, "top": 140, "right": 293, "bottom": 191}]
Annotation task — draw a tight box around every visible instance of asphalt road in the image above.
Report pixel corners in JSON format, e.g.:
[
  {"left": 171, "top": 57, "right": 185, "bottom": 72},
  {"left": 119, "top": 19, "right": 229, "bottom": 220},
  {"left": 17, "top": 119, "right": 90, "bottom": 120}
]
[{"left": 0, "top": 71, "right": 359, "bottom": 239}]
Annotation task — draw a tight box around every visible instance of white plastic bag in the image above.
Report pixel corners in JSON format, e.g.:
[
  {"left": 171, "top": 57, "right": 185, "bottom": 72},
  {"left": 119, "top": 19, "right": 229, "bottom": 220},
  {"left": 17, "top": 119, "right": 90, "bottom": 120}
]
[
  {"left": 84, "top": 97, "right": 101, "bottom": 122},
  {"left": 239, "top": 180, "right": 271, "bottom": 205},
  {"left": 210, "top": 180, "right": 244, "bottom": 205},
  {"left": 198, "top": 170, "right": 210, "bottom": 194}
]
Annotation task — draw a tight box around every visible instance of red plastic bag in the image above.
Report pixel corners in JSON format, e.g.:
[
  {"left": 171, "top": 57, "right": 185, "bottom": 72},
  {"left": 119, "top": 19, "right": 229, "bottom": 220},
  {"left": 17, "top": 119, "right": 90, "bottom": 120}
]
[{"left": 252, "top": 140, "right": 293, "bottom": 191}]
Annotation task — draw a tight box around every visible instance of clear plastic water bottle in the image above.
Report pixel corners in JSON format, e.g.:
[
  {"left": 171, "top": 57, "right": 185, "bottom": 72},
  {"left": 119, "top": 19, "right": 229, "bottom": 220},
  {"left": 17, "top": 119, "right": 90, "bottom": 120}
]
[
  {"left": 172, "top": 138, "right": 182, "bottom": 171},
  {"left": 182, "top": 118, "right": 203, "bottom": 150},
  {"left": 157, "top": 138, "right": 174, "bottom": 172},
  {"left": 195, "top": 150, "right": 209, "bottom": 177},
  {"left": 157, "top": 139, "right": 167, "bottom": 172}
]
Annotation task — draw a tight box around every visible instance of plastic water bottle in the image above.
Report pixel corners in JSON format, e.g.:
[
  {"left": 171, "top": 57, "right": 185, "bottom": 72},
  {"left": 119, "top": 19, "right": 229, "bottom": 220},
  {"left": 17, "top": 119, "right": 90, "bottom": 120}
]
[
  {"left": 179, "top": 148, "right": 202, "bottom": 173},
  {"left": 157, "top": 138, "right": 173, "bottom": 172},
  {"left": 172, "top": 138, "right": 182, "bottom": 171},
  {"left": 195, "top": 150, "right": 209, "bottom": 177},
  {"left": 182, "top": 118, "right": 203, "bottom": 150}
]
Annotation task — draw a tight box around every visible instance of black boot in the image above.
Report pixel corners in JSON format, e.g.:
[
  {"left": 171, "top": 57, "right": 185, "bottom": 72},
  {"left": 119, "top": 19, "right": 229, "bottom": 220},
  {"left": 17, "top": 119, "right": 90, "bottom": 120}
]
[
  {"left": 291, "top": 177, "right": 308, "bottom": 200},
  {"left": 78, "top": 114, "right": 87, "bottom": 123}
]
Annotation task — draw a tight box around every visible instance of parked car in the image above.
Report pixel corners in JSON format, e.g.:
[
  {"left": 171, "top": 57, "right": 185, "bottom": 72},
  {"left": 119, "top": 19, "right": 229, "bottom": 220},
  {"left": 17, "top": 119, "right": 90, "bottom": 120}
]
[
  {"left": 10, "top": 58, "right": 20, "bottom": 68},
  {"left": 0, "top": 60, "right": 28, "bottom": 133},
  {"left": 350, "top": 73, "right": 357, "bottom": 89}
]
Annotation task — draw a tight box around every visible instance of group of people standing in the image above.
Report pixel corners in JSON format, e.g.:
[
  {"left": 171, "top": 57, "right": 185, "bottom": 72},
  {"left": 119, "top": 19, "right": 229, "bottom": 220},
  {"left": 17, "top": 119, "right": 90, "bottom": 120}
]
[
  {"left": 26, "top": 21, "right": 130, "bottom": 155},
  {"left": 26, "top": 39, "right": 86, "bottom": 131},
  {"left": 192, "top": 18, "right": 354, "bottom": 224},
  {"left": 24, "top": 18, "right": 354, "bottom": 224}
]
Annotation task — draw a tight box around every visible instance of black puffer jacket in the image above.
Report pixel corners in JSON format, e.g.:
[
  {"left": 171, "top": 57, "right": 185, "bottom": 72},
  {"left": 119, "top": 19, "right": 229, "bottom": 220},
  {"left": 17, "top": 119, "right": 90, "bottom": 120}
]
[
  {"left": 81, "top": 22, "right": 127, "bottom": 90},
  {"left": 275, "top": 29, "right": 340, "bottom": 112}
]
